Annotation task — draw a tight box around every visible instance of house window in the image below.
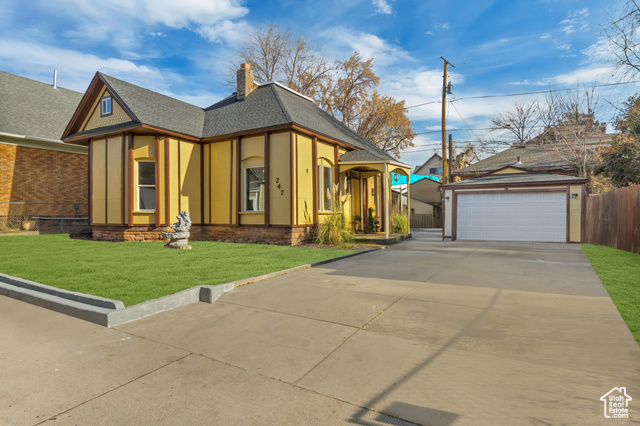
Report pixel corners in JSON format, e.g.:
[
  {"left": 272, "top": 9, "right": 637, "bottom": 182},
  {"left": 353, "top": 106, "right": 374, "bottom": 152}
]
[
  {"left": 429, "top": 167, "right": 442, "bottom": 175},
  {"left": 245, "top": 167, "right": 265, "bottom": 211},
  {"left": 318, "top": 164, "right": 333, "bottom": 211},
  {"left": 137, "top": 161, "right": 155, "bottom": 211},
  {"left": 101, "top": 96, "right": 112, "bottom": 116}
]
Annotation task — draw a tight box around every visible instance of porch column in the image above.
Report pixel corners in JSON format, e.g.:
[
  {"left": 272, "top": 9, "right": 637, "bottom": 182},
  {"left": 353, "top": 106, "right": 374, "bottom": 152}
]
[
  {"left": 384, "top": 163, "right": 389, "bottom": 239},
  {"left": 406, "top": 174, "right": 411, "bottom": 234}
]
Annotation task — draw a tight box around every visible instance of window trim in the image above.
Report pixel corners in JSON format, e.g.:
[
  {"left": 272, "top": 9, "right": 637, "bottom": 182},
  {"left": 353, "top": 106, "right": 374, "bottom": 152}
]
[
  {"left": 100, "top": 95, "right": 112, "bottom": 117},
  {"left": 244, "top": 166, "right": 265, "bottom": 212},
  {"left": 137, "top": 160, "right": 155, "bottom": 212},
  {"left": 318, "top": 164, "right": 333, "bottom": 212}
]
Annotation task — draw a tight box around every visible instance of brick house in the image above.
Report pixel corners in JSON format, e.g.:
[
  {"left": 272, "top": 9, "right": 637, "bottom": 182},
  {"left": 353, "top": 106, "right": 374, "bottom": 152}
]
[
  {"left": 61, "top": 64, "right": 412, "bottom": 244},
  {"left": 0, "top": 71, "right": 87, "bottom": 228}
]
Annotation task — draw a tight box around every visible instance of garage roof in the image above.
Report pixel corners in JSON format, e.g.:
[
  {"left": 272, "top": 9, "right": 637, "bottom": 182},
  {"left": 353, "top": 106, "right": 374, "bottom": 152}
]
[{"left": 442, "top": 172, "right": 587, "bottom": 188}]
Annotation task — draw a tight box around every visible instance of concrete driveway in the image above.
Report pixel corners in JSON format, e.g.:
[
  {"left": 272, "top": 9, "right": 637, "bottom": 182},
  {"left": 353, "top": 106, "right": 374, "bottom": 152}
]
[{"left": 1, "top": 230, "right": 639, "bottom": 425}]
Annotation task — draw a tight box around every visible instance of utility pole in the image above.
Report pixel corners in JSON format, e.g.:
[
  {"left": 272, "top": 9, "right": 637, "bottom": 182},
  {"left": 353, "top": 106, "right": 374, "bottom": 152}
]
[{"left": 441, "top": 56, "right": 455, "bottom": 184}]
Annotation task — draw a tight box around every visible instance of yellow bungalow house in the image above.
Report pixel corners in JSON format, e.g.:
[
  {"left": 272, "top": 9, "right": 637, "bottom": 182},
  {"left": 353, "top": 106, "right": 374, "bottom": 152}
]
[{"left": 62, "top": 64, "right": 411, "bottom": 245}]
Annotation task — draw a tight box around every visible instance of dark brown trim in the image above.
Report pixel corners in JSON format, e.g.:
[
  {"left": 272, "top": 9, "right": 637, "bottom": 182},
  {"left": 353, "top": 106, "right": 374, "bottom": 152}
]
[
  {"left": 289, "top": 132, "right": 295, "bottom": 226},
  {"left": 362, "top": 178, "right": 368, "bottom": 234},
  {"left": 164, "top": 137, "right": 170, "bottom": 226},
  {"left": 121, "top": 134, "right": 126, "bottom": 225},
  {"left": 441, "top": 179, "right": 587, "bottom": 190},
  {"left": 236, "top": 137, "right": 242, "bottom": 226},
  {"left": 177, "top": 140, "right": 182, "bottom": 213},
  {"left": 200, "top": 143, "right": 204, "bottom": 225},
  {"left": 264, "top": 132, "right": 271, "bottom": 226},
  {"left": 295, "top": 134, "right": 299, "bottom": 226},
  {"left": 104, "top": 138, "right": 108, "bottom": 224},
  {"left": 454, "top": 187, "right": 567, "bottom": 194},
  {"left": 452, "top": 191, "right": 458, "bottom": 241},
  {"left": 140, "top": 124, "right": 200, "bottom": 142},
  {"left": 565, "top": 186, "right": 571, "bottom": 244},
  {"left": 203, "top": 125, "right": 292, "bottom": 143},
  {"left": 154, "top": 136, "right": 160, "bottom": 226},
  {"left": 312, "top": 136, "right": 318, "bottom": 226},
  {"left": 229, "top": 140, "right": 234, "bottom": 225},
  {"left": 64, "top": 123, "right": 142, "bottom": 144},
  {"left": 334, "top": 144, "right": 340, "bottom": 197},
  {"left": 128, "top": 134, "right": 134, "bottom": 226},
  {"left": 88, "top": 142, "right": 93, "bottom": 226}
]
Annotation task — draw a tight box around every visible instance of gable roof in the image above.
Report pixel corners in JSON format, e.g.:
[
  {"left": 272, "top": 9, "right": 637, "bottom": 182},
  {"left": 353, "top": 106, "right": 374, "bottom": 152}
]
[
  {"left": 413, "top": 153, "right": 441, "bottom": 174},
  {"left": 63, "top": 74, "right": 401, "bottom": 164},
  {"left": 0, "top": 70, "right": 83, "bottom": 141},
  {"left": 454, "top": 145, "right": 573, "bottom": 177},
  {"left": 100, "top": 74, "right": 205, "bottom": 139}
]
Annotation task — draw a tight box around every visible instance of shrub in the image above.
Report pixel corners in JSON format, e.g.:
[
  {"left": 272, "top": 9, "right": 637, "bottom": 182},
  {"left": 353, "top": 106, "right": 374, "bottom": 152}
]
[
  {"left": 391, "top": 213, "right": 408, "bottom": 234},
  {"left": 315, "top": 181, "right": 354, "bottom": 247},
  {"left": 368, "top": 207, "right": 379, "bottom": 233}
]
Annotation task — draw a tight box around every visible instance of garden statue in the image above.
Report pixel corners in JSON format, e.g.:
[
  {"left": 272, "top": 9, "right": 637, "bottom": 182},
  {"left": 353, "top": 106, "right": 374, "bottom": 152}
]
[{"left": 162, "top": 211, "right": 192, "bottom": 249}]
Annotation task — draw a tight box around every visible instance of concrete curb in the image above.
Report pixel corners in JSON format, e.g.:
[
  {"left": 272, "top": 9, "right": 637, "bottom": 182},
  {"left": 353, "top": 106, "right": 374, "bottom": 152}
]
[{"left": 0, "top": 246, "right": 382, "bottom": 327}]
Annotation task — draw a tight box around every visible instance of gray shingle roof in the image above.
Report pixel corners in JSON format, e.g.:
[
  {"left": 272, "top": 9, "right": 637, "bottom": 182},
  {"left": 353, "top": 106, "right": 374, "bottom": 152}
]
[
  {"left": 454, "top": 145, "right": 573, "bottom": 176},
  {"left": 443, "top": 172, "right": 587, "bottom": 187},
  {"left": 0, "top": 70, "right": 82, "bottom": 140},
  {"left": 100, "top": 73, "right": 205, "bottom": 139},
  {"left": 203, "top": 83, "right": 398, "bottom": 163}
]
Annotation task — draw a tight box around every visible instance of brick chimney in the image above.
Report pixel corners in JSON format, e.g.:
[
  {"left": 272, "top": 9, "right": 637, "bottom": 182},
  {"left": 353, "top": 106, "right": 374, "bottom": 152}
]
[{"left": 237, "top": 63, "right": 255, "bottom": 101}]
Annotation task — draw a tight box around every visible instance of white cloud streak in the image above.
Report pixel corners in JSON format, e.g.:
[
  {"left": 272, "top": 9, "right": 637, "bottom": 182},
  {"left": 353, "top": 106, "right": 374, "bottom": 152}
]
[{"left": 372, "top": 0, "right": 392, "bottom": 15}]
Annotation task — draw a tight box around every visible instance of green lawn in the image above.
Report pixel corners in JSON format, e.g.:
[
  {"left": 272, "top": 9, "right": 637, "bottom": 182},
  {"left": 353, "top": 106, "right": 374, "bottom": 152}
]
[
  {"left": 0, "top": 234, "right": 354, "bottom": 307},
  {"left": 581, "top": 244, "right": 640, "bottom": 345}
]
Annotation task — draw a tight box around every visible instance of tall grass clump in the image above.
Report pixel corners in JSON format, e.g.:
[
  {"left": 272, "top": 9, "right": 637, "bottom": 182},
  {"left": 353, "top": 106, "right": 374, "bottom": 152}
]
[
  {"left": 315, "top": 181, "right": 354, "bottom": 247},
  {"left": 391, "top": 213, "right": 408, "bottom": 234}
]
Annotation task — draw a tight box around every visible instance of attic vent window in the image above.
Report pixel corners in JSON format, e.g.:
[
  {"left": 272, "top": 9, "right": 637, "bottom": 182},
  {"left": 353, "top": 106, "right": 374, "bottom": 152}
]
[{"left": 100, "top": 95, "right": 112, "bottom": 117}]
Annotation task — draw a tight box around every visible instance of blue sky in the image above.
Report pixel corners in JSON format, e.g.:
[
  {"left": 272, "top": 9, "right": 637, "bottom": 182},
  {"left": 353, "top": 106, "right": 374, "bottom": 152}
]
[{"left": 1, "top": 0, "right": 635, "bottom": 167}]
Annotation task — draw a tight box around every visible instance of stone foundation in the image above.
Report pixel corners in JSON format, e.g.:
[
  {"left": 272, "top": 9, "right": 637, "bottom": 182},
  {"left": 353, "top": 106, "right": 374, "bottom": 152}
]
[{"left": 91, "top": 225, "right": 310, "bottom": 245}]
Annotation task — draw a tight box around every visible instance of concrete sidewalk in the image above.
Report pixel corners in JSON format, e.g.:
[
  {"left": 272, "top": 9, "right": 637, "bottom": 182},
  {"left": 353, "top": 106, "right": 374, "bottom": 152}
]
[{"left": 2, "top": 230, "right": 639, "bottom": 425}]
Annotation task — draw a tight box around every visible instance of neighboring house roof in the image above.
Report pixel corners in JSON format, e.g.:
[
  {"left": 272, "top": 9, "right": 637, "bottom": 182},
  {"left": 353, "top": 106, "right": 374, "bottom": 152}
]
[
  {"left": 391, "top": 174, "right": 440, "bottom": 186},
  {"left": 100, "top": 73, "right": 205, "bottom": 139},
  {"left": 0, "top": 70, "right": 83, "bottom": 141},
  {"left": 442, "top": 172, "right": 587, "bottom": 187},
  {"left": 413, "top": 153, "right": 442, "bottom": 175},
  {"left": 65, "top": 73, "right": 399, "bottom": 164},
  {"left": 453, "top": 145, "right": 573, "bottom": 177}
]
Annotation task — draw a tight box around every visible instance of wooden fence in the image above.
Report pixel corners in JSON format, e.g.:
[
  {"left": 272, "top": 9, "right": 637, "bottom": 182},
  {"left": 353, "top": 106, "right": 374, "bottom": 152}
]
[
  {"left": 584, "top": 185, "right": 640, "bottom": 254},
  {"left": 411, "top": 214, "right": 441, "bottom": 229}
]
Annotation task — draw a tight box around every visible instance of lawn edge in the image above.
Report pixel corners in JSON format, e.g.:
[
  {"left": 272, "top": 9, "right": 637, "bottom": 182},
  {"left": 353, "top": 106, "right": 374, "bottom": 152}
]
[{"left": 1, "top": 246, "right": 383, "bottom": 327}]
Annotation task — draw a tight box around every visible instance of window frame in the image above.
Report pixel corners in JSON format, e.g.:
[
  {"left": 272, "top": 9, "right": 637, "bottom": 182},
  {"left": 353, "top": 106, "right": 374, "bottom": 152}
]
[
  {"left": 317, "top": 164, "right": 333, "bottom": 212},
  {"left": 100, "top": 95, "right": 112, "bottom": 117},
  {"left": 137, "top": 160, "right": 156, "bottom": 212},
  {"left": 244, "top": 166, "right": 265, "bottom": 212}
]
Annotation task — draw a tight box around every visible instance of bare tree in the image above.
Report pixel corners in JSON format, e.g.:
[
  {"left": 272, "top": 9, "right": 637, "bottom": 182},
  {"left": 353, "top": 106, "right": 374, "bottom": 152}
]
[
  {"left": 604, "top": 0, "right": 640, "bottom": 78},
  {"left": 230, "top": 28, "right": 416, "bottom": 156},
  {"left": 490, "top": 101, "right": 540, "bottom": 144},
  {"left": 536, "top": 85, "right": 604, "bottom": 178}
]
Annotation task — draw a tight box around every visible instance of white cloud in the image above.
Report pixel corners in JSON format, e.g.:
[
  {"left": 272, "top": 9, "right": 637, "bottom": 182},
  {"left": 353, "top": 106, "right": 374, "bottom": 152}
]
[
  {"left": 435, "top": 22, "right": 450, "bottom": 30},
  {"left": 0, "top": 39, "right": 222, "bottom": 107},
  {"left": 559, "top": 7, "right": 590, "bottom": 36},
  {"left": 196, "top": 20, "right": 251, "bottom": 46},
  {"left": 29, "top": 0, "right": 249, "bottom": 49},
  {"left": 149, "top": 32, "right": 167, "bottom": 38},
  {"left": 321, "top": 28, "right": 413, "bottom": 67},
  {"left": 372, "top": 0, "right": 392, "bottom": 15},
  {"left": 540, "top": 33, "right": 551, "bottom": 40},
  {"left": 425, "top": 31, "right": 435, "bottom": 36}
]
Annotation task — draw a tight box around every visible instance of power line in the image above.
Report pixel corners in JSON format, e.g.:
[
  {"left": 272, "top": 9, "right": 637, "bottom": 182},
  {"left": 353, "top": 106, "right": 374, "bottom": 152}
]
[{"left": 403, "top": 80, "right": 640, "bottom": 110}]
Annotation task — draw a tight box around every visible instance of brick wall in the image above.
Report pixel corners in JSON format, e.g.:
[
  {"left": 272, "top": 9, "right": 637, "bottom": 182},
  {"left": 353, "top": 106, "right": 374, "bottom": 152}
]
[
  {"left": 91, "top": 224, "right": 312, "bottom": 246},
  {"left": 0, "top": 144, "right": 88, "bottom": 216}
]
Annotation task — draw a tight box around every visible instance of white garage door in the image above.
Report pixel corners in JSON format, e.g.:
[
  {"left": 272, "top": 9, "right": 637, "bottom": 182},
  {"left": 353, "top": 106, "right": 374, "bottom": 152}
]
[{"left": 457, "top": 192, "right": 566, "bottom": 242}]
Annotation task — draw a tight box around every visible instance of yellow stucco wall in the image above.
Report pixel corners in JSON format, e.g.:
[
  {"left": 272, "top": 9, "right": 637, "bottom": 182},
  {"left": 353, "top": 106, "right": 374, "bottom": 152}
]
[
  {"left": 202, "top": 144, "right": 210, "bottom": 224},
  {"left": 492, "top": 167, "right": 528, "bottom": 175},
  {"left": 443, "top": 189, "right": 453, "bottom": 237},
  {"left": 569, "top": 184, "right": 582, "bottom": 242},
  {"left": 91, "top": 139, "right": 106, "bottom": 224},
  {"left": 295, "top": 133, "right": 313, "bottom": 225},
  {"left": 132, "top": 136, "right": 156, "bottom": 225},
  {"left": 208, "top": 141, "right": 232, "bottom": 224},
  {"left": 83, "top": 87, "right": 133, "bottom": 131},
  {"left": 269, "top": 132, "right": 291, "bottom": 225},
  {"left": 178, "top": 140, "right": 202, "bottom": 224},
  {"left": 106, "top": 136, "right": 122, "bottom": 224}
]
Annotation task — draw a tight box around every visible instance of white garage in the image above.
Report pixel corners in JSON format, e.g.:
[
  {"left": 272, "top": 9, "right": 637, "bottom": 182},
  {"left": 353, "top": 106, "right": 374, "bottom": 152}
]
[{"left": 441, "top": 167, "right": 587, "bottom": 243}]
